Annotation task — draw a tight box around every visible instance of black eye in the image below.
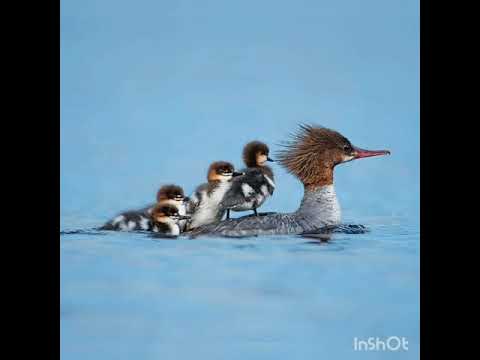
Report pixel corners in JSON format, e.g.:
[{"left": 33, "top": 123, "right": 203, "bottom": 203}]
[{"left": 343, "top": 144, "right": 352, "bottom": 152}]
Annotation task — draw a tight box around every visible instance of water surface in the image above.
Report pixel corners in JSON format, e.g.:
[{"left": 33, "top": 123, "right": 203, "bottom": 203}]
[{"left": 61, "top": 216, "right": 419, "bottom": 360}]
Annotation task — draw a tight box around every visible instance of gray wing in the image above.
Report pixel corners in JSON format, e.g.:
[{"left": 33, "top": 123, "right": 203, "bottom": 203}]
[
  {"left": 242, "top": 168, "right": 268, "bottom": 192},
  {"left": 244, "top": 168, "right": 275, "bottom": 196},
  {"left": 187, "top": 212, "right": 308, "bottom": 238},
  {"left": 220, "top": 170, "right": 270, "bottom": 210},
  {"left": 220, "top": 179, "right": 255, "bottom": 209}
]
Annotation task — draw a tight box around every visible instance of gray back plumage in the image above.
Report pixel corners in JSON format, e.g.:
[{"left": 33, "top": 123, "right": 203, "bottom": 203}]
[
  {"left": 188, "top": 185, "right": 341, "bottom": 237},
  {"left": 188, "top": 213, "right": 307, "bottom": 237}
]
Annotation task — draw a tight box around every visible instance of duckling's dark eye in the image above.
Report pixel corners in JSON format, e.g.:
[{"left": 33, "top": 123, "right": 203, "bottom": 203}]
[{"left": 343, "top": 144, "right": 352, "bottom": 152}]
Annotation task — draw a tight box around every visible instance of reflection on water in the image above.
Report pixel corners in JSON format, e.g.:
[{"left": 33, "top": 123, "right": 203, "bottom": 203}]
[
  {"left": 232, "top": 243, "right": 257, "bottom": 250},
  {"left": 60, "top": 229, "right": 107, "bottom": 236}
]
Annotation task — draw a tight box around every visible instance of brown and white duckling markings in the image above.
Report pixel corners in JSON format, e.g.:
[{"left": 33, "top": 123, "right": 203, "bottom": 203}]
[
  {"left": 190, "top": 125, "right": 390, "bottom": 237},
  {"left": 155, "top": 185, "right": 189, "bottom": 231},
  {"left": 221, "top": 141, "right": 276, "bottom": 218},
  {"left": 99, "top": 209, "right": 152, "bottom": 232},
  {"left": 100, "top": 184, "right": 188, "bottom": 232},
  {"left": 156, "top": 185, "right": 186, "bottom": 208},
  {"left": 150, "top": 203, "right": 190, "bottom": 236},
  {"left": 186, "top": 161, "right": 243, "bottom": 230}
]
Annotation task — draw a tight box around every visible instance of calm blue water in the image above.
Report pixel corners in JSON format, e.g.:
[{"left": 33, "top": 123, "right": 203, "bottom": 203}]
[
  {"left": 61, "top": 216, "right": 419, "bottom": 360},
  {"left": 61, "top": 0, "right": 419, "bottom": 359}
]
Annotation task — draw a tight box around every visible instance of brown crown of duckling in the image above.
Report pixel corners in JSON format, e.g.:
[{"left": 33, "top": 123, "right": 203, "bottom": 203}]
[
  {"left": 276, "top": 125, "right": 390, "bottom": 190},
  {"left": 242, "top": 141, "right": 274, "bottom": 167},
  {"left": 156, "top": 184, "right": 185, "bottom": 202},
  {"left": 151, "top": 203, "right": 182, "bottom": 223},
  {"left": 207, "top": 161, "right": 243, "bottom": 182}
]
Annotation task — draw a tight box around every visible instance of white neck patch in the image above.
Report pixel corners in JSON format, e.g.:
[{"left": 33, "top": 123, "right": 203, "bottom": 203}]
[{"left": 296, "top": 184, "right": 341, "bottom": 225}]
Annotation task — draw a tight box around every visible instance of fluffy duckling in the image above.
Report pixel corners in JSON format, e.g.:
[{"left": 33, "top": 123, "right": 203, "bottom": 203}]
[
  {"left": 221, "top": 141, "right": 275, "bottom": 218},
  {"left": 155, "top": 184, "right": 189, "bottom": 231},
  {"left": 99, "top": 209, "right": 153, "bottom": 232},
  {"left": 150, "top": 203, "right": 190, "bottom": 236},
  {"left": 100, "top": 184, "right": 188, "bottom": 232},
  {"left": 186, "top": 161, "right": 243, "bottom": 230}
]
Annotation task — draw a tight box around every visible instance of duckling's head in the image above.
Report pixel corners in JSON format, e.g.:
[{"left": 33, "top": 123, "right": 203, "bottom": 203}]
[
  {"left": 242, "top": 141, "right": 275, "bottom": 167},
  {"left": 276, "top": 125, "right": 390, "bottom": 189},
  {"left": 156, "top": 184, "right": 185, "bottom": 206},
  {"left": 207, "top": 161, "right": 244, "bottom": 182},
  {"left": 151, "top": 203, "right": 190, "bottom": 225}
]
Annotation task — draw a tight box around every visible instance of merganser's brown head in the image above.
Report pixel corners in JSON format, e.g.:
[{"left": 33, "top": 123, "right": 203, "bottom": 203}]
[
  {"left": 276, "top": 125, "right": 390, "bottom": 189},
  {"left": 151, "top": 203, "right": 190, "bottom": 225},
  {"left": 207, "top": 161, "right": 244, "bottom": 183},
  {"left": 242, "top": 141, "right": 275, "bottom": 167},
  {"left": 156, "top": 184, "right": 185, "bottom": 206}
]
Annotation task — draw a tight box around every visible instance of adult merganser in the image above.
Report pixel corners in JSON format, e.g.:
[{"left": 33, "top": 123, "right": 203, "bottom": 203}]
[
  {"left": 186, "top": 161, "right": 243, "bottom": 230},
  {"left": 221, "top": 141, "right": 275, "bottom": 219},
  {"left": 100, "top": 184, "right": 188, "bottom": 232},
  {"left": 189, "top": 125, "right": 390, "bottom": 237}
]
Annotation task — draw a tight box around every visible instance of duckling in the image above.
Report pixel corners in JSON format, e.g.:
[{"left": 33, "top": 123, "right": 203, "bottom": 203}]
[
  {"left": 99, "top": 209, "right": 152, "bottom": 232},
  {"left": 155, "top": 184, "right": 189, "bottom": 231},
  {"left": 186, "top": 161, "right": 243, "bottom": 230},
  {"left": 100, "top": 203, "right": 189, "bottom": 234},
  {"left": 100, "top": 184, "right": 188, "bottom": 232},
  {"left": 221, "top": 141, "right": 275, "bottom": 219},
  {"left": 150, "top": 203, "right": 190, "bottom": 236}
]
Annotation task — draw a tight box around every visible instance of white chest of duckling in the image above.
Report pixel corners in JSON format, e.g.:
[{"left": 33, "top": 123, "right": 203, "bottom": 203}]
[{"left": 189, "top": 182, "right": 231, "bottom": 228}]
